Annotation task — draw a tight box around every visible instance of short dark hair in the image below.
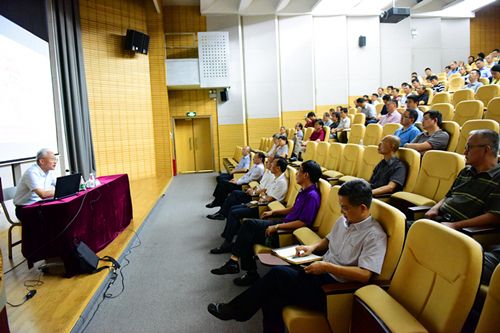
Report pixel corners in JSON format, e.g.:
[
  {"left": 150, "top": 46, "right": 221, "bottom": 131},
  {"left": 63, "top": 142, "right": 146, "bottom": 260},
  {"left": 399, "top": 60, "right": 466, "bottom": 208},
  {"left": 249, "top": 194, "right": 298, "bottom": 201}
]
[
  {"left": 382, "top": 94, "right": 391, "bottom": 101},
  {"left": 338, "top": 179, "right": 373, "bottom": 208},
  {"left": 341, "top": 107, "right": 348, "bottom": 114},
  {"left": 478, "top": 52, "right": 485, "bottom": 59},
  {"left": 278, "top": 134, "right": 287, "bottom": 141},
  {"left": 315, "top": 119, "right": 324, "bottom": 126},
  {"left": 296, "top": 122, "right": 303, "bottom": 130},
  {"left": 476, "top": 58, "right": 484, "bottom": 63},
  {"left": 306, "top": 111, "right": 316, "bottom": 118},
  {"left": 372, "top": 93, "right": 379, "bottom": 98},
  {"left": 356, "top": 97, "right": 365, "bottom": 103},
  {"left": 445, "top": 65, "right": 451, "bottom": 70},
  {"left": 425, "top": 67, "right": 431, "bottom": 71},
  {"left": 257, "top": 152, "right": 266, "bottom": 161},
  {"left": 406, "top": 95, "right": 419, "bottom": 104},
  {"left": 425, "top": 110, "right": 443, "bottom": 128},
  {"left": 470, "top": 69, "right": 480, "bottom": 76},
  {"left": 406, "top": 109, "right": 418, "bottom": 122},
  {"left": 301, "top": 160, "right": 322, "bottom": 183},
  {"left": 493, "top": 49, "right": 499, "bottom": 53},
  {"left": 411, "top": 78, "right": 419, "bottom": 84},
  {"left": 363, "top": 95, "right": 369, "bottom": 100},
  {"left": 274, "top": 157, "right": 288, "bottom": 172},
  {"left": 393, "top": 87, "right": 399, "bottom": 93},
  {"left": 332, "top": 111, "right": 341, "bottom": 120},
  {"left": 429, "top": 75, "right": 438, "bottom": 81},
  {"left": 401, "top": 82, "right": 411, "bottom": 88},
  {"left": 491, "top": 64, "right": 500, "bottom": 73},
  {"left": 470, "top": 129, "right": 499, "bottom": 156},
  {"left": 387, "top": 85, "right": 394, "bottom": 90}
]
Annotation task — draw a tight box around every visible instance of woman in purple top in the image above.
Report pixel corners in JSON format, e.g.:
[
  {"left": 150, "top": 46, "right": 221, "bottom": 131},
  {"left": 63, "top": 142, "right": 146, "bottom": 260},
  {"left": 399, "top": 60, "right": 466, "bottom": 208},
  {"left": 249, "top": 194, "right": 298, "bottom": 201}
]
[{"left": 210, "top": 160, "right": 323, "bottom": 286}]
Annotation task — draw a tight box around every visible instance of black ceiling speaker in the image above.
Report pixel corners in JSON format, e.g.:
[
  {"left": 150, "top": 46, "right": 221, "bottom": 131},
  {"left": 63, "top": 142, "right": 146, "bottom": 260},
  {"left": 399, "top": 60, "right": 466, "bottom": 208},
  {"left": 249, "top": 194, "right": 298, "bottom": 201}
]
[
  {"left": 124, "top": 29, "right": 149, "bottom": 54},
  {"left": 359, "top": 35, "right": 366, "bottom": 47}
]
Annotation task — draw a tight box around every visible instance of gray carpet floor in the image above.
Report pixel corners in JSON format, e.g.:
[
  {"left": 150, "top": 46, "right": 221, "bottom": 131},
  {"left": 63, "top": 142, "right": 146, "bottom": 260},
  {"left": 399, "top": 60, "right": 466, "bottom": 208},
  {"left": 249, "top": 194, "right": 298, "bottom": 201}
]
[{"left": 82, "top": 173, "right": 265, "bottom": 333}]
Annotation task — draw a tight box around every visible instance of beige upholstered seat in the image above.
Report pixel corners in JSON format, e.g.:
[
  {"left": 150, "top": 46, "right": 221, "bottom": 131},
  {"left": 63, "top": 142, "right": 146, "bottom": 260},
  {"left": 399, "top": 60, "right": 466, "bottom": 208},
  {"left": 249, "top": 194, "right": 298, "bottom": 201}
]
[
  {"left": 352, "top": 113, "right": 365, "bottom": 125},
  {"left": 363, "top": 123, "right": 383, "bottom": 146},
  {"left": 322, "top": 143, "right": 344, "bottom": 174},
  {"left": 431, "top": 103, "right": 454, "bottom": 121},
  {"left": 303, "top": 127, "right": 314, "bottom": 141},
  {"left": 448, "top": 76, "right": 465, "bottom": 92},
  {"left": 381, "top": 123, "right": 402, "bottom": 137},
  {"left": 430, "top": 92, "right": 451, "bottom": 105},
  {"left": 315, "top": 142, "right": 330, "bottom": 169},
  {"left": 453, "top": 100, "right": 484, "bottom": 126},
  {"left": 476, "top": 85, "right": 500, "bottom": 108},
  {"left": 323, "top": 144, "right": 364, "bottom": 183},
  {"left": 475, "top": 265, "right": 500, "bottom": 333},
  {"left": 352, "top": 220, "right": 483, "bottom": 333},
  {"left": 338, "top": 145, "right": 383, "bottom": 184},
  {"left": 484, "top": 97, "right": 500, "bottom": 122},
  {"left": 455, "top": 119, "right": 499, "bottom": 154},
  {"left": 395, "top": 147, "right": 421, "bottom": 192},
  {"left": 442, "top": 120, "right": 460, "bottom": 152},
  {"left": 347, "top": 124, "right": 365, "bottom": 144},
  {"left": 451, "top": 89, "right": 475, "bottom": 106}
]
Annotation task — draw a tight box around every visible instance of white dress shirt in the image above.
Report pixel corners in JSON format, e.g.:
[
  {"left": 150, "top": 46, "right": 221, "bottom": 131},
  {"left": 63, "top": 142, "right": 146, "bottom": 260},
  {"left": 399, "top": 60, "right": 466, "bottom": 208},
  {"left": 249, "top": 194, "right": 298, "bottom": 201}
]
[{"left": 13, "top": 164, "right": 56, "bottom": 206}]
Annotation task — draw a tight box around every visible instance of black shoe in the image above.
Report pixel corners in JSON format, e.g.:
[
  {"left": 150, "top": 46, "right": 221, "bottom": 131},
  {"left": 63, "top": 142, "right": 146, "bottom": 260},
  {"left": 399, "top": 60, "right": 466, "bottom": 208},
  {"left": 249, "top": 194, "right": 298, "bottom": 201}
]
[
  {"left": 207, "top": 212, "right": 225, "bottom": 220},
  {"left": 289, "top": 157, "right": 297, "bottom": 162},
  {"left": 207, "top": 303, "right": 237, "bottom": 321},
  {"left": 211, "top": 259, "right": 239, "bottom": 275},
  {"left": 206, "top": 201, "right": 217, "bottom": 208},
  {"left": 210, "top": 242, "right": 232, "bottom": 254},
  {"left": 233, "top": 271, "right": 260, "bottom": 286}
]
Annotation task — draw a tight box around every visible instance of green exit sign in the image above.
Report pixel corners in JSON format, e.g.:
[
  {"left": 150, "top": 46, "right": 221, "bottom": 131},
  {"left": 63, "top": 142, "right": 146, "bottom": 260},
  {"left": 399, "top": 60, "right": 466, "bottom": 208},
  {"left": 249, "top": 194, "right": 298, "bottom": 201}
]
[{"left": 186, "top": 111, "right": 197, "bottom": 118}]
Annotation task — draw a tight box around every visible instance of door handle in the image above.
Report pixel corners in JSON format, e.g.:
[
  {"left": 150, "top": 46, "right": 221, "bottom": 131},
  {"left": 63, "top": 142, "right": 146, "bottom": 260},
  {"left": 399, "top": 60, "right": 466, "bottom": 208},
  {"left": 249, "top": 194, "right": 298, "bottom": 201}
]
[{"left": 189, "top": 138, "right": 192, "bottom": 150}]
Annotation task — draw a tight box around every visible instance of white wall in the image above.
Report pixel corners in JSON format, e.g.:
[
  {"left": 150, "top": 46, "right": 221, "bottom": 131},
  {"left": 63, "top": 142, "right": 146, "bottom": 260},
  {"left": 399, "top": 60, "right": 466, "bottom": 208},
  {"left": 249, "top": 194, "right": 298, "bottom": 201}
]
[
  {"left": 242, "top": 15, "right": 280, "bottom": 118},
  {"left": 347, "top": 16, "right": 381, "bottom": 97},
  {"left": 441, "top": 18, "right": 470, "bottom": 67},
  {"left": 313, "top": 16, "right": 349, "bottom": 105},
  {"left": 411, "top": 17, "right": 442, "bottom": 74},
  {"left": 278, "top": 15, "right": 315, "bottom": 111},
  {"left": 380, "top": 18, "right": 412, "bottom": 87},
  {"left": 206, "top": 15, "right": 245, "bottom": 125}
]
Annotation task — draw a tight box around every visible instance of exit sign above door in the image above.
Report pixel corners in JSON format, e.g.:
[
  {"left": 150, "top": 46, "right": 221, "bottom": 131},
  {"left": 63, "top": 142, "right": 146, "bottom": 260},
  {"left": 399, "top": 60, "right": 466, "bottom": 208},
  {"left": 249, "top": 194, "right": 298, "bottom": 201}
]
[{"left": 186, "top": 111, "right": 196, "bottom": 118}]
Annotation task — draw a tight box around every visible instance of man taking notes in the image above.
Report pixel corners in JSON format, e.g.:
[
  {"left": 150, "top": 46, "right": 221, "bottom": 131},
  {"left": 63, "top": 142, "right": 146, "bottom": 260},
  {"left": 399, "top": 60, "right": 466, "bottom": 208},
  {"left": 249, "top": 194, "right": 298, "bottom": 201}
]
[{"left": 14, "top": 148, "right": 58, "bottom": 219}]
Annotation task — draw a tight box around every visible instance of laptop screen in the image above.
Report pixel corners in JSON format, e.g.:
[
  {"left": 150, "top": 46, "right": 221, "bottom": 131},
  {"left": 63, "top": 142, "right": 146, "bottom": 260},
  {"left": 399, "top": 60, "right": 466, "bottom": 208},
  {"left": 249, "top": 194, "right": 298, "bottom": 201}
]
[{"left": 54, "top": 173, "right": 81, "bottom": 200}]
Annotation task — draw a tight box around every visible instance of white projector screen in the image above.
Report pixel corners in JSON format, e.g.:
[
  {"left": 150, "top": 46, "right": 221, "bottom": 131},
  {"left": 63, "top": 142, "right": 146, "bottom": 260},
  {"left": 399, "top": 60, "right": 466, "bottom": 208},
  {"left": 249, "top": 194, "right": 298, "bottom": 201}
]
[{"left": 0, "top": 15, "right": 58, "bottom": 164}]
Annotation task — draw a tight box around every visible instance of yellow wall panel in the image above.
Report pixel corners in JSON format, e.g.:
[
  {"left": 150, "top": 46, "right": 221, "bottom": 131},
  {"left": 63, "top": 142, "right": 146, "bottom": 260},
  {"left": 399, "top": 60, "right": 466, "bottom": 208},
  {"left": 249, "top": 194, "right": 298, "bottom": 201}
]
[
  {"left": 218, "top": 124, "right": 246, "bottom": 167},
  {"left": 282, "top": 111, "right": 310, "bottom": 129},
  {"left": 246, "top": 118, "right": 281, "bottom": 149}
]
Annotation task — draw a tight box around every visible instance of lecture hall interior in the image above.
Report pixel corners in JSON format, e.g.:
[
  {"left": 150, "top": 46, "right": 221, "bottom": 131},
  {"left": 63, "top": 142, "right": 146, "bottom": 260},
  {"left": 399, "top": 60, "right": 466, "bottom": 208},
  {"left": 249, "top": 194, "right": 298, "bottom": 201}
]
[{"left": 0, "top": 0, "right": 499, "bottom": 332}]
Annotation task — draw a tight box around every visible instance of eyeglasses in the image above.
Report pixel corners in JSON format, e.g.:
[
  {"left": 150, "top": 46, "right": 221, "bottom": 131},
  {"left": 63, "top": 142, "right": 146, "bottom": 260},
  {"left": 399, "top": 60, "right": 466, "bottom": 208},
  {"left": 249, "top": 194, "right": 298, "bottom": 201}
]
[{"left": 465, "top": 144, "right": 489, "bottom": 151}]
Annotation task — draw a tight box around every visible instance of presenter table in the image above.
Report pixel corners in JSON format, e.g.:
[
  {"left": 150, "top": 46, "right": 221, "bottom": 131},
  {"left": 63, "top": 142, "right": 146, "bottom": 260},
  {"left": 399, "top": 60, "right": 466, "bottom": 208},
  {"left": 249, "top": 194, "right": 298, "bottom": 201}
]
[{"left": 20, "top": 174, "right": 133, "bottom": 274}]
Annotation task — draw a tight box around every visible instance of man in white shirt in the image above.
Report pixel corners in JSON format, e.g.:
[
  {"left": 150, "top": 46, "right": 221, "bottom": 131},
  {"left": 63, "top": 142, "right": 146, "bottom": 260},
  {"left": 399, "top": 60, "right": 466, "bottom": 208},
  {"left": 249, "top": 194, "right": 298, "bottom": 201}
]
[
  {"left": 207, "top": 151, "right": 265, "bottom": 208},
  {"left": 210, "top": 157, "right": 289, "bottom": 254},
  {"left": 378, "top": 100, "right": 401, "bottom": 126},
  {"left": 14, "top": 148, "right": 58, "bottom": 219}
]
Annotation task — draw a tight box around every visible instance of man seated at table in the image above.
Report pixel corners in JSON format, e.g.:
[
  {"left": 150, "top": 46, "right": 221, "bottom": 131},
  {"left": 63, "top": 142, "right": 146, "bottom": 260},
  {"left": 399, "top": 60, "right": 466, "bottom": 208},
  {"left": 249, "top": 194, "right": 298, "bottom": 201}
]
[
  {"left": 13, "top": 148, "right": 58, "bottom": 220},
  {"left": 210, "top": 160, "right": 322, "bottom": 286},
  {"left": 207, "top": 179, "right": 387, "bottom": 333},
  {"left": 210, "top": 157, "right": 288, "bottom": 253},
  {"left": 370, "top": 136, "right": 407, "bottom": 197},
  {"left": 206, "top": 151, "right": 265, "bottom": 208},
  {"left": 424, "top": 129, "right": 500, "bottom": 230}
]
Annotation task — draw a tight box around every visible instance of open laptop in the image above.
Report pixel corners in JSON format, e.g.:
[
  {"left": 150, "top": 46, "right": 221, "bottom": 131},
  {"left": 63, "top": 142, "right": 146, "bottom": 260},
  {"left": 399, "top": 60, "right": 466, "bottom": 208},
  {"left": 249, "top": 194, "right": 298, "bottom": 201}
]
[{"left": 38, "top": 173, "right": 82, "bottom": 203}]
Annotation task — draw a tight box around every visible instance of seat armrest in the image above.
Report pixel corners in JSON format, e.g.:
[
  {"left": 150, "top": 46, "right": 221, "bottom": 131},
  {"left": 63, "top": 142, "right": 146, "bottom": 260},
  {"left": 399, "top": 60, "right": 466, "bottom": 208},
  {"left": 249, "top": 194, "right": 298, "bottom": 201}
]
[
  {"left": 277, "top": 229, "right": 293, "bottom": 235},
  {"left": 373, "top": 193, "right": 392, "bottom": 199},
  {"left": 322, "top": 280, "right": 391, "bottom": 295},
  {"left": 407, "top": 205, "right": 432, "bottom": 220},
  {"left": 461, "top": 226, "right": 500, "bottom": 235}
]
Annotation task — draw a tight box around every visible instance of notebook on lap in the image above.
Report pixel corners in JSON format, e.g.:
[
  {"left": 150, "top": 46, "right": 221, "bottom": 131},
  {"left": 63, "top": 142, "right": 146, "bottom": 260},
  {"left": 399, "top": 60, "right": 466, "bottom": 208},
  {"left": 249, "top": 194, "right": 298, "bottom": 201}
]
[{"left": 38, "top": 173, "right": 82, "bottom": 203}]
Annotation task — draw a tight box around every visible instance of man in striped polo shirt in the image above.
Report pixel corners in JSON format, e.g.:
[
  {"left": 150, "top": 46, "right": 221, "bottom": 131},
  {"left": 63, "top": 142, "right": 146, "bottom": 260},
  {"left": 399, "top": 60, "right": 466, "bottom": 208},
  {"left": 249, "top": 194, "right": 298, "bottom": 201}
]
[{"left": 425, "top": 129, "right": 500, "bottom": 229}]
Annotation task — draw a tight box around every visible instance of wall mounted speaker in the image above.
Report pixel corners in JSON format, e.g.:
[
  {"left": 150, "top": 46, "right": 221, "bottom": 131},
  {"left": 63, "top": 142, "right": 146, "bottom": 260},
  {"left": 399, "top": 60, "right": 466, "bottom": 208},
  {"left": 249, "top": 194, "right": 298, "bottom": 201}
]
[
  {"left": 220, "top": 88, "right": 229, "bottom": 102},
  {"left": 358, "top": 35, "right": 366, "bottom": 47},
  {"left": 124, "top": 29, "right": 150, "bottom": 55}
]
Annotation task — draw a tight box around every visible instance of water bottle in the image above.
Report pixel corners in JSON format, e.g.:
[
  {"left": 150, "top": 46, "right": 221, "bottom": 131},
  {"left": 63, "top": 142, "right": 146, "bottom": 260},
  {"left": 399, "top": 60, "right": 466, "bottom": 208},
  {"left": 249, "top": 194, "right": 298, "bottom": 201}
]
[
  {"left": 79, "top": 176, "right": 86, "bottom": 191},
  {"left": 88, "top": 173, "right": 96, "bottom": 188}
]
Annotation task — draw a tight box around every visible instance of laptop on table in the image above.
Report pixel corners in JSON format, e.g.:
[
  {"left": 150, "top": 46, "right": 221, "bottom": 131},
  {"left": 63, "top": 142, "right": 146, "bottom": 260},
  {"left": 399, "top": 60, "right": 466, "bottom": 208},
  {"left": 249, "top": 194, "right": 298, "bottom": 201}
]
[{"left": 38, "top": 173, "right": 82, "bottom": 203}]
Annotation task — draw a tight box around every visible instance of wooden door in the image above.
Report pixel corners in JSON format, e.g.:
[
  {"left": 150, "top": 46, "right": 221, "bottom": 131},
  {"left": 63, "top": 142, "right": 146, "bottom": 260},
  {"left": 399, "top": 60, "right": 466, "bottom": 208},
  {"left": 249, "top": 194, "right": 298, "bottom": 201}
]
[
  {"left": 174, "top": 119, "right": 196, "bottom": 173},
  {"left": 193, "top": 118, "right": 213, "bottom": 172}
]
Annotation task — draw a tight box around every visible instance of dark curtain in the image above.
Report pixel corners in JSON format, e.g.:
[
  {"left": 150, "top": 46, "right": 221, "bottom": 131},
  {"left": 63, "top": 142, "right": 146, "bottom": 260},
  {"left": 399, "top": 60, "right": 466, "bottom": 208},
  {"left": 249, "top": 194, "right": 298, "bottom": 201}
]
[{"left": 49, "top": 0, "right": 95, "bottom": 178}]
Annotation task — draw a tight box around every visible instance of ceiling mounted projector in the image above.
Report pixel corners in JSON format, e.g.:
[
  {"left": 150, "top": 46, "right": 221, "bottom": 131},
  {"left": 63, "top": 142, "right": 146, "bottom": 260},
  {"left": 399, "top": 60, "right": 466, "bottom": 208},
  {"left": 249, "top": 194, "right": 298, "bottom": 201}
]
[{"left": 380, "top": 7, "right": 410, "bottom": 23}]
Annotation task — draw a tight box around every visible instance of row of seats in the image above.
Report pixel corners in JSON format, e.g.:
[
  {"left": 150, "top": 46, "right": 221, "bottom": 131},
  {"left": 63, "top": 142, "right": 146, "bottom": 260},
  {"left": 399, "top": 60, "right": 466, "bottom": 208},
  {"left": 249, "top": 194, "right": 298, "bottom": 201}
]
[
  {"left": 421, "top": 99, "right": 500, "bottom": 124},
  {"left": 222, "top": 147, "right": 255, "bottom": 173},
  {"left": 429, "top": 87, "right": 500, "bottom": 108}
]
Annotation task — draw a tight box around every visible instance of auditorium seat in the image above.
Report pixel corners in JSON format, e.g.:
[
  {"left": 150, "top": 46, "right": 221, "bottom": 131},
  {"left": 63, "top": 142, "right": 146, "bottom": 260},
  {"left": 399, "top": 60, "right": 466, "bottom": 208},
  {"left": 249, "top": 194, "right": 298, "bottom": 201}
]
[
  {"left": 390, "top": 150, "right": 465, "bottom": 210},
  {"left": 322, "top": 126, "right": 330, "bottom": 142},
  {"left": 475, "top": 265, "right": 500, "bottom": 333},
  {"left": 352, "top": 113, "right": 365, "bottom": 125},
  {"left": 314, "top": 142, "right": 330, "bottom": 169},
  {"left": 0, "top": 178, "right": 22, "bottom": 259},
  {"left": 322, "top": 143, "right": 344, "bottom": 174},
  {"left": 475, "top": 85, "right": 500, "bottom": 108},
  {"left": 267, "top": 166, "right": 298, "bottom": 213},
  {"left": 351, "top": 220, "right": 482, "bottom": 333},
  {"left": 222, "top": 146, "right": 244, "bottom": 172},
  {"left": 375, "top": 103, "right": 384, "bottom": 116},
  {"left": 303, "top": 127, "right": 314, "bottom": 141},
  {"left": 479, "top": 77, "right": 490, "bottom": 86},
  {"left": 286, "top": 128, "right": 296, "bottom": 140},
  {"left": 283, "top": 198, "right": 406, "bottom": 333},
  {"left": 442, "top": 120, "right": 460, "bottom": 152},
  {"left": 431, "top": 91, "right": 451, "bottom": 105},
  {"left": 338, "top": 145, "right": 383, "bottom": 184},
  {"left": 287, "top": 139, "right": 294, "bottom": 158},
  {"left": 323, "top": 143, "right": 364, "bottom": 183},
  {"left": 363, "top": 123, "right": 383, "bottom": 146},
  {"left": 395, "top": 147, "right": 420, "bottom": 193},
  {"left": 382, "top": 123, "right": 402, "bottom": 137},
  {"left": 484, "top": 97, "right": 500, "bottom": 122},
  {"left": 455, "top": 119, "right": 499, "bottom": 154},
  {"left": 347, "top": 124, "right": 365, "bottom": 144},
  {"left": 448, "top": 76, "right": 465, "bottom": 92},
  {"left": 452, "top": 89, "right": 475, "bottom": 106},
  {"left": 291, "top": 141, "right": 318, "bottom": 168},
  {"left": 432, "top": 102, "right": 454, "bottom": 121},
  {"left": 453, "top": 100, "right": 484, "bottom": 126}
]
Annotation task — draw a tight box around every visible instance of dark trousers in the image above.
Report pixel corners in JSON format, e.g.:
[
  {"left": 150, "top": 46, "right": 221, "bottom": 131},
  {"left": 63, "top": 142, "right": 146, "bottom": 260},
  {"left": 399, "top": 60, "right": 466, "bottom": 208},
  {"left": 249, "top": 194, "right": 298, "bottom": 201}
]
[
  {"left": 232, "top": 219, "right": 281, "bottom": 272},
  {"left": 365, "top": 118, "right": 379, "bottom": 125},
  {"left": 220, "top": 190, "right": 252, "bottom": 217},
  {"left": 228, "top": 265, "right": 337, "bottom": 333},
  {"left": 15, "top": 205, "right": 27, "bottom": 222},
  {"left": 221, "top": 205, "right": 259, "bottom": 243},
  {"left": 212, "top": 176, "right": 241, "bottom": 206}
]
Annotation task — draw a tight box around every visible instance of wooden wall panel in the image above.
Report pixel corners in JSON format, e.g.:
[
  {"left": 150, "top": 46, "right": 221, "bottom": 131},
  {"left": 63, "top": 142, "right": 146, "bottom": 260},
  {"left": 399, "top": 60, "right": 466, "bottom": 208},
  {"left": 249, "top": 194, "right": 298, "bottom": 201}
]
[
  {"left": 218, "top": 124, "right": 246, "bottom": 166},
  {"left": 246, "top": 118, "right": 281, "bottom": 149},
  {"left": 470, "top": 2, "right": 500, "bottom": 57},
  {"left": 282, "top": 110, "right": 310, "bottom": 129}
]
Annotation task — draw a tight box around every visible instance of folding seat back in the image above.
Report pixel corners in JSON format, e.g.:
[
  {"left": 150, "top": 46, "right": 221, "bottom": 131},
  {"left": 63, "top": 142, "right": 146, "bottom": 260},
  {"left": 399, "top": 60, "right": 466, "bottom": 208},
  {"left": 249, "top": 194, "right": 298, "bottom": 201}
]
[
  {"left": 451, "top": 89, "right": 474, "bottom": 106},
  {"left": 348, "top": 114, "right": 354, "bottom": 124},
  {"left": 475, "top": 265, "right": 500, "bottom": 333},
  {"left": 441, "top": 120, "right": 460, "bottom": 152},
  {"left": 286, "top": 128, "right": 296, "bottom": 139},
  {"left": 430, "top": 92, "right": 451, "bottom": 105},
  {"left": 479, "top": 77, "right": 490, "bottom": 86},
  {"left": 287, "top": 139, "right": 294, "bottom": 158},
  {"left": 350, "top": 145, "right": 383, "bottom": 182},
  {"left": 484, "top": 97, "right": 500, "bottom": 122},
  {"left": 352, "top": 220, "right": 483, "bottom": 333},
  {"left": 375, "top": 103, "right": 384, "bottom": 116},
  {"left": 431, "top": 103, "right": 454, "bottom": 121},
  {"left": 322, "top": 126, "right": 330, "bottom": 142},
  {"left": 392, "top": 151, "right": 465, "bottom": 206},
  {"left": 363, "top": 124, "right": 383, "bottom": 146},
  {"left": 303, "top": 127, "right": 314, "bottom": 141},
  {"left": 249, "top": 152, "right": 255, "bottom": 168},
  {"left": 395, "top": 147, "right": 420, "bottom": 192},
  {"left": 453, "top": 100, "right": 484, "bottom": 126},
  {"left": 311, "top": 179, "right": 332, "bottom": 230},
  {"left": 348, "top": 124, "right": 365, "bottom": 144},
  {"left": 447, "top": 76, "right": 465, "bottom": 92},
  {"left": 315, "top": 142, "right": 330, "bottom": 167},
  {"left": 269, "top": 166, "right": 299, "bottom": 211},
  {"left": 456, "top": 119, "right": 499, "bottom": 154},
  {"left": 302, "top": 141, "right": 318, "bottom": 162},
  {"left": 382, "top": 123, "right": 402, "bottom": 137},
  {"left": 352, "top": 113, "right": 365, "bottom": 125},
  {"left": 448, "top": 72, "right": 461, "bottom": 79},
  {"left": 348, "top": 107, "right": 357, "bottom": 115},
  {"left": 337, "top": 144, "right": 364, "bottom": 177},
  {"left": 234, "top": 146, "right": 243, "bottom": 161},
  {"left": 476, "top": 84, "right": 500, "bottom": 107},
  {"left": 265, "top": 138, "right": 274, "bottom": 151},
  {"left": 323, "top": 143, "right": 344, "bottom": 171},
  {"left": 425, "top": 87, "right": 434, "bottom": 102},
  {"left": 258, "top": 137, "right": 267, "bottom": 150}
]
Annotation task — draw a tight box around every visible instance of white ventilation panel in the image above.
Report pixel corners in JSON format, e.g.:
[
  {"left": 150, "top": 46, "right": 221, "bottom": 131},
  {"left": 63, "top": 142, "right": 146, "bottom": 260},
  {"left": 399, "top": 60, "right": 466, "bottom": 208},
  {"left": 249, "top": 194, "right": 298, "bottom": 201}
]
[{"left": 198, "top": 32, "right": 230, "bottom": 88}]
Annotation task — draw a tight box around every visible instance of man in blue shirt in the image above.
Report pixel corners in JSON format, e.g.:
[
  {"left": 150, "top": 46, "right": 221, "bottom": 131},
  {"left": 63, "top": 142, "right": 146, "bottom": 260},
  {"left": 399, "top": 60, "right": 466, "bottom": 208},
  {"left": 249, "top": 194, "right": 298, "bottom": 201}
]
[{"left": 394, "top": 109, "right": 421, "bottom": 146}]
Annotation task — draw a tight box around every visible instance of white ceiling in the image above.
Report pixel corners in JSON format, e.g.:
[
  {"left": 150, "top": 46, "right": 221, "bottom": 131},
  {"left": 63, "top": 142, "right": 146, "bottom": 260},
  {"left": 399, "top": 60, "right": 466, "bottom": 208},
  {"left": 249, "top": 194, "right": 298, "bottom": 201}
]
[{"left": 162, "top": 0, "right": 498, "bottom": 17}]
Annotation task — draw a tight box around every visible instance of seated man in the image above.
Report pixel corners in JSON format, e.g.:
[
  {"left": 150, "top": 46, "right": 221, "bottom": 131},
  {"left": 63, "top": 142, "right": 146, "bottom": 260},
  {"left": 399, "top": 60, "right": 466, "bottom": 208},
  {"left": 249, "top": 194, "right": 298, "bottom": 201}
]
[
  {"left": 415, "top": 86, "right": 430, "bottom": 105},
  {"left": 210, "top": 160, "right": 322, "bottom": 286},
  {"left": 491, "top": 64, "right": 500, "bottom": 85},
  {"left": 210, "top": 157, "right": 288, "bottom": 254},
  {"left": 274, "top": 135, "right": 289, "bottom": 158},
  {"left": 394, "top": 109, "right": 421, "bottom": 146},
  {"left": 425, "top": 129, "right": 499, "bottom": 230},
  {"left": 304, "top": 112, "right": 316, "bottom": 128},
  {"left": 206, "top": 151, "right": 265, "bottom": 208},
  {"left": 404, "top": 110, "right": 449, "bottom": 155},
  {"left": 266, "top": 134, "right": 280, "bottom": 157},
  {"left": 378, "top": 94, "right": 391, "bottom": 116},
  {"left": 429, "top": 75, "right": 445, "bottom": 93},
  {"left": 207, "top": 179, "right": 387, "bottom": 333},
  {"left": 331, "top": 108, "right": 350, "bottom": 143},
  {"left": 464, "top": 69, "right": 484, "bottom": 93},
  {"left": 217, "top": 146, "right": 251, "bottom": 184},
  {"left": 370, "top": 135, "right": 407, "bottom": 196},
  {"left": 14, "top": 148, "right": 58, "bottom": 219},
  {"left": 378, "top": 100, "right": 401, "bottom": 126},
  {"left": 356, "top": 97, "right": 378, "bottom": 124},
  {"left": 405, "top": 95, "right": 423, "bottom": 122}
]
